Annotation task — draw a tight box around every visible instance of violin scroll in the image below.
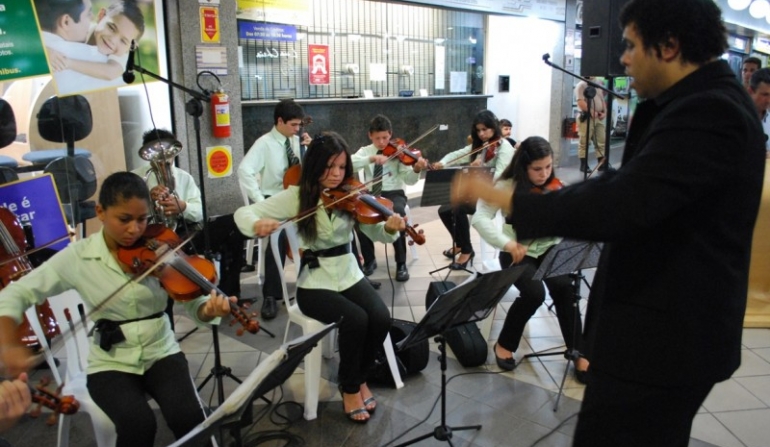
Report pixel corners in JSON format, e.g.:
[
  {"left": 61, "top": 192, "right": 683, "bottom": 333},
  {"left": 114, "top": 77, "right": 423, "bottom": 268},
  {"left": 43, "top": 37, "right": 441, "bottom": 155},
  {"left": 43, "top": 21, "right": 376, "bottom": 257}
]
[{"left": 27, "top": 377, "right": 79, "bottom": 425}]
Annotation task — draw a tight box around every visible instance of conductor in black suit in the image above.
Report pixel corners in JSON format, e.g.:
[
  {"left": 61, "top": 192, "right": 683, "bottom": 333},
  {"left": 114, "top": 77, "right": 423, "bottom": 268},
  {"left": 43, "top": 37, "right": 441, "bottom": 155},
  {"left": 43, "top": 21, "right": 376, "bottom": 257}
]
[{"left": 452, "top": 0, "right": 766, "bottom": 445}]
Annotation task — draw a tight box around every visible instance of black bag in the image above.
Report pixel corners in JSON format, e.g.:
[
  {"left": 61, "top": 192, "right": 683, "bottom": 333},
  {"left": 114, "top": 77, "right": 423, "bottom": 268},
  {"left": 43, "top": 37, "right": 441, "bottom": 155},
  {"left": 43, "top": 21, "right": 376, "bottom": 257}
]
[
  {"left": 425, "top": 281, "right": 488, "bottom": 368},
  {"left": 368, "top": 319, "right": 429, "bottom": 386}
]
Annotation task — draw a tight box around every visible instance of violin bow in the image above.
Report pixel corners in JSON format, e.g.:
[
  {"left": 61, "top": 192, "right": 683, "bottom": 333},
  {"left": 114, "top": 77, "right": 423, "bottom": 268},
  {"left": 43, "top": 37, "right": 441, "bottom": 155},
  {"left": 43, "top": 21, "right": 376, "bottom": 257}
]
[
  {"left": 586, "top": 157, "right": 606, "bottom": 178},
  {"left": 440, "top": 138, "right": 500, "bottom": 169},
  {"left": 0, "top": 234, "right": 71, "bottom": 268}
]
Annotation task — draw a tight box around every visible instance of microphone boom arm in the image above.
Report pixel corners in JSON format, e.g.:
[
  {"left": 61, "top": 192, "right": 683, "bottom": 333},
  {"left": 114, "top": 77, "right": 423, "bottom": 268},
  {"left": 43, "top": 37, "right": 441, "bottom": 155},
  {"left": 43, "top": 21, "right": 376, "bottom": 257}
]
[{"left": 541, "top": 53, "right": 625, "bottom": 100}]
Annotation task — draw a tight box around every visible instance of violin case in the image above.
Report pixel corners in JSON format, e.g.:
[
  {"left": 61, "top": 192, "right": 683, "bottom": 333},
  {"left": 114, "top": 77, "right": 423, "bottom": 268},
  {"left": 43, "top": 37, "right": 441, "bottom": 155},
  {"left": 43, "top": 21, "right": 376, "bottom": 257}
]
[{"left": 425, "top": 281, "right": 488, "bottom": 368}]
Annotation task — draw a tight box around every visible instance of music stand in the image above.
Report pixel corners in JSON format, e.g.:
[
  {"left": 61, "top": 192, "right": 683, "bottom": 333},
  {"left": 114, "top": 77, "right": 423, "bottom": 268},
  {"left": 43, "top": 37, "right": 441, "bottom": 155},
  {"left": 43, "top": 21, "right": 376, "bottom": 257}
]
[
  {"left": 167, "top": 322, "right": 339, "bottom": 447},
  {"left": 423, "top": 167, "right": 494, "bottom": 279},
  {"left": 392, "top": 268, "right": 523, "bottom": 447},
  {"left": 523, "top": 239, "right": 602, "bottom": 411}
]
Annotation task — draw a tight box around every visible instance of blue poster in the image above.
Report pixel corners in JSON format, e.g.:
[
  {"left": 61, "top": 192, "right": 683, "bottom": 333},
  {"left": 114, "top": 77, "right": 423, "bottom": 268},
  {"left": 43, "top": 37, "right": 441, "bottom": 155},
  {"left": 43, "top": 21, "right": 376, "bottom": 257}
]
[
  {"left": 0, "top": 174, "right": 70, "bottom": 252},
  {"left": 238, "top": 21, "right": 297, "bottom": 41}
]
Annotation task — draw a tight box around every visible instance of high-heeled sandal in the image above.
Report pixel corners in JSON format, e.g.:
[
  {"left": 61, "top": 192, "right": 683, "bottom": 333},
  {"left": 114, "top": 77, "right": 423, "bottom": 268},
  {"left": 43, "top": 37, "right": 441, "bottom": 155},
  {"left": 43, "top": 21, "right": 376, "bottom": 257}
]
[
  {"left": 363, "top": 396, "right": 376, "bottom": 414},
  {"left": 339, "top": 386, "right": 369, "bottom": 423},
  {"left": 442, "top": 246, "right": 461, "bottom": 259},
  {"left": 449, "top": 252, "right": 475, "bottom": 270}
]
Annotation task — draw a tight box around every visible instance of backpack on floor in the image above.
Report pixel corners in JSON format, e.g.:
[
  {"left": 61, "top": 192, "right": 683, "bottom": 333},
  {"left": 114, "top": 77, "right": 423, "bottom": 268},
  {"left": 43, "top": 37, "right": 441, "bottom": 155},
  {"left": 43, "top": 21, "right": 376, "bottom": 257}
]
[
  {"left": 368, "top": 319, "right": 429, "bottom": 386},
  {"left": 425, "top": 281, "right": 488, "bottom": 368}
]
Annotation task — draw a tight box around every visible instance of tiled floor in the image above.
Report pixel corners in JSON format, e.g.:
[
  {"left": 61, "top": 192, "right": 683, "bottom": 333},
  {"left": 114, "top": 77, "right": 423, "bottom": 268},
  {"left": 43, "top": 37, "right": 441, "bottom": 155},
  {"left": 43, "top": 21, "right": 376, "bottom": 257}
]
[{"left": 4, "top": 151, "right": 770, "bottom": 447}]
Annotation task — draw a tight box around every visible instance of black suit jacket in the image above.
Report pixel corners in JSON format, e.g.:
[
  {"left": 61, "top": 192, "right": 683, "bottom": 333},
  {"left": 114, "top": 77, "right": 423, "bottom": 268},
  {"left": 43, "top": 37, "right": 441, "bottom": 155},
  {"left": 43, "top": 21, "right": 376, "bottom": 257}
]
[{"left": 510, "top": 61, "right": 766, "bottom": 386}]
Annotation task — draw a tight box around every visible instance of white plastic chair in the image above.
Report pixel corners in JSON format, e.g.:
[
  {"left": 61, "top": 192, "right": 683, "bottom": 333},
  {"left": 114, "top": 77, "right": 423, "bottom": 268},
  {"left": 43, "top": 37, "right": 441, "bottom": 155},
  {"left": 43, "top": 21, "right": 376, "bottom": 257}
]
[
  {"left": 26, "top": 290, "right": 117, "bottom": 447},
  {"left": 477, "top": 210, "right": 503, "bottom": 272},
  {"left": 271, "top": 223, "right": 403, "bottom": 420},
  {"left": 239, "top": 183, "right": 266, "bottom": 284}
]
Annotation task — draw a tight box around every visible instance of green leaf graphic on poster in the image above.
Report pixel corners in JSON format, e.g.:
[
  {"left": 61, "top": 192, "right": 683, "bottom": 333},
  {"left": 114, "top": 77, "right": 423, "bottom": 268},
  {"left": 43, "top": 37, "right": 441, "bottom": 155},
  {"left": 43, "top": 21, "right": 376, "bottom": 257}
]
[{"left": 0, "top": 1, "right": 50, "bottom": 81}]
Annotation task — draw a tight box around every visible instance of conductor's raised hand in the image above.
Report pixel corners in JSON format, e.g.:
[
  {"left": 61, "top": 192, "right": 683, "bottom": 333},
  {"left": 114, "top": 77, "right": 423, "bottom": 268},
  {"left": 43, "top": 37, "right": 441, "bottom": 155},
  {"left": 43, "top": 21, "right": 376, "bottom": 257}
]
[{"left": 252, "top": 218, "right": 281, "bottom": 238}]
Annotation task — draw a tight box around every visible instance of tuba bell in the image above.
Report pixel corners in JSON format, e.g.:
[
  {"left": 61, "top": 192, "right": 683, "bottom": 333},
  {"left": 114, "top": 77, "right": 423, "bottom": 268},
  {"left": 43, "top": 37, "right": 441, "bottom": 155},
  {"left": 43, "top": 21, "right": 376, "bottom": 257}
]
[{"left": 139, "top": 138, "right": 183, "bottom": 229}]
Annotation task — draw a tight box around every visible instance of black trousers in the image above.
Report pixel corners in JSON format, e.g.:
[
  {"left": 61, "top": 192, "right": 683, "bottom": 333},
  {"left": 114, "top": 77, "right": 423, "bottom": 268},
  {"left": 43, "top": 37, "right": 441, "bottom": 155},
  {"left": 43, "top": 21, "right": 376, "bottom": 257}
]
[
  {"left": 87, "top": 352, "right": 207, "bottom": 447},
  {"left": 438, "top": 202, "right": 475, "bottom": 254},
  {"left": 356, "top": 190, "right": 408, "bottom": 265},
  {"left": 497, "top": 252, "right": 583, "bottom": 354},
  {"left": 296, "top": 278, "right": 391, "bottom": 394},
  {"left": 573, "top": 368, "right": 714, "bottom": 447}
]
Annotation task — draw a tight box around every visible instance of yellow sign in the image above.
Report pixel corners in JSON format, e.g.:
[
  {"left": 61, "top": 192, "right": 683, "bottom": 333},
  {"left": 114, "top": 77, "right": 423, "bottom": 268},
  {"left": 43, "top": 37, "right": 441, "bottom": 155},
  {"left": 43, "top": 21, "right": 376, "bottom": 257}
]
[
  {"left": 200, "top": 6, "right": 220, "bottom": 43},
  {"left": 206, "top": 145, "right": 232, "bottom": 178}
]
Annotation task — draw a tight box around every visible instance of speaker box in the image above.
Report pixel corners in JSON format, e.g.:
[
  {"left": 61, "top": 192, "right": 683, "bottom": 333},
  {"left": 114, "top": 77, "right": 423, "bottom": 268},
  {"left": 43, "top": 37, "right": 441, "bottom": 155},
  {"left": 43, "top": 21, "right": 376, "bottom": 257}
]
[{"left": 581, "top": 0, "right": 631, "bottom": 77}]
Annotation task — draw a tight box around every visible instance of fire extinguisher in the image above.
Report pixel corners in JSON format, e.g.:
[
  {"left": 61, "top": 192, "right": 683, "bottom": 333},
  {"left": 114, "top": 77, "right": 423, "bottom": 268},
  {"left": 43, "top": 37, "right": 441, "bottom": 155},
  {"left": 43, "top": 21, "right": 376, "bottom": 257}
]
[{"left": 211, "top": 88, "right": 231, "bottom": 138}]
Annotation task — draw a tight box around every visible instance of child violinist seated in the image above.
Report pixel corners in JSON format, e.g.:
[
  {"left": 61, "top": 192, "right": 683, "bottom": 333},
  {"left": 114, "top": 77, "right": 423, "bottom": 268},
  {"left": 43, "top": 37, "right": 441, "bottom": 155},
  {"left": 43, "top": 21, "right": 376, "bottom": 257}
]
[
  {"left": 0, "top": 171, "right": 236, "bottom": 446},
  {"left": 234, "top": 131, "right": 406, "bottom": 424},
  {"left": 470, "top": 136, "right": 589, "bottom": 382}
]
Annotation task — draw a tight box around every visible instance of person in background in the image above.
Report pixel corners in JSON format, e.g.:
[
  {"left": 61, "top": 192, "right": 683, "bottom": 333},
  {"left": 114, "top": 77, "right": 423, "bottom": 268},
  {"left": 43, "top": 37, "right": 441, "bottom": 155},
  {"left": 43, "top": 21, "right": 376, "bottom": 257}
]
[
  {"left": 499, "top": 118, "right": 518, "bottom": 149},
  {"left": 351, "top": 114, "right": 428, "bottom": 282},
  {"left": 748, "top": 68, "right": 770, "bottom": 157},
  {"left": 472, "top": 136, "right": 588, "bottom": 381},
  {"left": 432, "top": 110, "right": 514, "bottom": 270},
  {"left": 237, "top": 99, "right": 310, "bottom": 320},
  {"left": 235, "top": 132, "right": 404, "bottom": 423},
  {"left": 574, "top": 76, "right": 607, "bottom": 173},
  {"left": 0, "top": 172, "right": 235, "bottom": 446},
  {"left": 453, "top": 0, "right": 765, "bottom": 444},
  {"left": 742, "top": 56, "right": 762, "bottom": 91}
]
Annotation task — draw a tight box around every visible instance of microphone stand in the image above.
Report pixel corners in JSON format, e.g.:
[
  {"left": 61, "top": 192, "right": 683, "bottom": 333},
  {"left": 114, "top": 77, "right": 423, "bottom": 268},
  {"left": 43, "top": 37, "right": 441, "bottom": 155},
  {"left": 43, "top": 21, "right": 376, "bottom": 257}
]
[
  {"left": 125, "top": 63, "right": 265, "bottom": 408},
  {"left": 542, "top": 53, "right": 625, "bottom": 171}
]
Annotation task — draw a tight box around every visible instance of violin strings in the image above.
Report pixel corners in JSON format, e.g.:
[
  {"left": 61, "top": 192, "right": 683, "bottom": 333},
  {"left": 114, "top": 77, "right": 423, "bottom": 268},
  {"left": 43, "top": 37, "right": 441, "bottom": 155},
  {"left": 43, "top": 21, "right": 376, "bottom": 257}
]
[{"left": 442, "top": 138, "right": 500, "bottom": 168}]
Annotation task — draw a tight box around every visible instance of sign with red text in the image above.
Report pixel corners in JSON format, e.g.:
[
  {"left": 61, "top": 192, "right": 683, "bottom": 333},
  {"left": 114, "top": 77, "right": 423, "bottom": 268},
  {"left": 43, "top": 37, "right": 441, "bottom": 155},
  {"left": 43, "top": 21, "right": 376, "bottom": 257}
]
[
  {"left": 200, "top": 7, "right": 220, "bottom": 43},
  {"left": 207, "top": 145, "right": 232, "bottom": 178},
  {"left": 308, "top": 44, "right": 329, "bottom": 86}
]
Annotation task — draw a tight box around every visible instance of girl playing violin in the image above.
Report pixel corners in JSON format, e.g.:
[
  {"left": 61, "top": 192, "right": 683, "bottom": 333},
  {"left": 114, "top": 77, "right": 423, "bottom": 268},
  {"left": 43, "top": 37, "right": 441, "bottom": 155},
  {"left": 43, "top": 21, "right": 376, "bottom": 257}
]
[
  {"left": 0, "top": 172, "right": 235, "bottom": 446},
  {"left": 471, "top": 136, "right": 589, "bottom": 381},
  {"left": 234, "top": 132, "right": 406, "bottom": 424},
  {"left": 432, "top": 110, "right": 514, "bottom": 269}
]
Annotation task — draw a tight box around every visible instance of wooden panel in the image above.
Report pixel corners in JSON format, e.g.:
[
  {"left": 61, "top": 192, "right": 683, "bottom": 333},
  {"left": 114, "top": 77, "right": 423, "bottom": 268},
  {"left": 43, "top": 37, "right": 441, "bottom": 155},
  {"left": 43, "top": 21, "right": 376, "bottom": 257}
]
[{"left": 746, "top": 159, "right": 770, "bottom": 327}]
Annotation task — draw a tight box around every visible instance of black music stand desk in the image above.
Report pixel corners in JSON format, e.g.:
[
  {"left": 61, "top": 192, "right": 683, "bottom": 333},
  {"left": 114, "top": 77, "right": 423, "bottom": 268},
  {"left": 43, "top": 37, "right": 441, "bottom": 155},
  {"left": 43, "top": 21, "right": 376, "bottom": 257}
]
[
  {"left": 168, "top": 322, "right": 338, "bottom": 447},
  {"left": 392, "top": 268, "right": 523, "bottom": 447}
]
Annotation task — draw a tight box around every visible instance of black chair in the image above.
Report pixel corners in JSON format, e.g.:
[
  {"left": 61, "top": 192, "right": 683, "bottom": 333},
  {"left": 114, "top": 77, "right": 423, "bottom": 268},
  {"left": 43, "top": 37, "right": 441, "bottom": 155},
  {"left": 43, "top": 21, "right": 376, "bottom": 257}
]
[
  {"left": 24, "top": 95, "right": 93, "bottom": 168},
  {"left": 0, "top": 98, "right": 19, "bottom": 170},
  {"left": 44, "top": 156, "right": 97, "bottom": 231}
]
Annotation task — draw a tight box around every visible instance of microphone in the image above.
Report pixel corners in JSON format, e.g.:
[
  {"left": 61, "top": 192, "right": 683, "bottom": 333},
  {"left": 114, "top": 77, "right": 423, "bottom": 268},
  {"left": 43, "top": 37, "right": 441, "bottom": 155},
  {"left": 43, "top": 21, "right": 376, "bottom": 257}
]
[
  {"left": 122, "top": 40, "right": 136, "bottom": 84},
  {"left": 542, "top": 53, "right": 550, "bottom": 62}
]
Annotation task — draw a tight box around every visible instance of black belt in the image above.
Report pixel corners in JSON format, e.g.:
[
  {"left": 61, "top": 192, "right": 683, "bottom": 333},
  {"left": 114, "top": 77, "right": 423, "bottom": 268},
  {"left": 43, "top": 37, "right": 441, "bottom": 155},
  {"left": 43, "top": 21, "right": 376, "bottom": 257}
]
[
  {"left": 91, "top": 311, "right": 165, "bottom": 351},
  {"left": 301, "top": 243, "right": 350, "bottom": 270}
]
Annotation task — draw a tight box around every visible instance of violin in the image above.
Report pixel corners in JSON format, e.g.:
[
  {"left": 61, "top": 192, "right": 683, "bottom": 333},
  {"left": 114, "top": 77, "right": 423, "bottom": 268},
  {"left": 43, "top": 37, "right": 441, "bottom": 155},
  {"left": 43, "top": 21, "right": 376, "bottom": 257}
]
[
  {"left": 116, "top": 225, "right": 261, "bottom": 336},
  {"left": 382, "top": 138, "right": 423, "bottom": 166},
  {"left": 282, "top": 116, "right": 313, "bottom": 189},
  {"left": 320, "top": 178, "right": 426, "bottom": 245},
  {"left": 27, "top": 377, "right": 79, "bottom": 425},
  {"left": 482, "top": 138, "right": 502, "bottom": 163},
  {"left": 0, "top": 208, "right": 60, "bottom": 347},
  {"left": 530, "top": 177, "right": 565, "bottom": 194}
]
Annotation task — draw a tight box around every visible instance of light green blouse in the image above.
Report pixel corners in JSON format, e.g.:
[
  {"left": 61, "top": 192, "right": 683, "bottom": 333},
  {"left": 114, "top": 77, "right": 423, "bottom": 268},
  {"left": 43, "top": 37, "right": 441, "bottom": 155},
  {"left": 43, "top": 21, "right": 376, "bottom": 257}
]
[
  {"left": 437, "top": 139, "right": 515, "bottom": 180},
  {"left": 234, "top": 186, "right": 399, "bottom": 291},
  {"left": 351, "top": 143, "right": 420, "bottom": 191},
  {"left": 472, "top": 179, "right": 561, "bottom": 260},
  {"left": 0, "top": 229, "right": 215, "bottom": 375}
]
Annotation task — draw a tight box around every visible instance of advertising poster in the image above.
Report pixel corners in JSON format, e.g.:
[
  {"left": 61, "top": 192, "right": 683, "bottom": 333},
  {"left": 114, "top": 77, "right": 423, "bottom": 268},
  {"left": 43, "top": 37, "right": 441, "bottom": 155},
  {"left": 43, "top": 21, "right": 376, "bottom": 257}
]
[
  {"left": 0, "top": 175, "right": 70, "bottom": 252},
  {"left": 308, "top": 44, "right": 329, "bottom": 86},
  {"left": 0, "top": 0, "right": 50, "bottom": 82},
  {"left": 31, "top": 0, "right": 161, "bottom": 97}
]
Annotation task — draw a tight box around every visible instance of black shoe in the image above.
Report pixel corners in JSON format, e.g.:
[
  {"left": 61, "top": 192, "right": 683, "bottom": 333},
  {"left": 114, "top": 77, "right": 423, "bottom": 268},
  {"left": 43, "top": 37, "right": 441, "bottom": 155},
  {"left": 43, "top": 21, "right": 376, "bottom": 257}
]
[
  {"left": 494, "top": 343, "right": 516, "bottom": 371},
  {"left": 449, "top": 252, "right": 474, "bottom": 270},
  {"left": 367, "top": 278, "right": 381, "bottom": 290},
  {"left": 396, "top": 264, "right": 409, "bottom": 282},
  {"left": 240, "top": 263, "right": 256, "bottom": 273},
  {"left": 575, "top": 368, "right": 589, "bottom": 384},
  {"left": 579, "top": 158, "right": 591, "bottom": 173},
  {"left": 362, "top": 260, "right": 377, "bottom": 276},
  {"left": 261, "top": 296, "right": 278, "bottom": 320}
]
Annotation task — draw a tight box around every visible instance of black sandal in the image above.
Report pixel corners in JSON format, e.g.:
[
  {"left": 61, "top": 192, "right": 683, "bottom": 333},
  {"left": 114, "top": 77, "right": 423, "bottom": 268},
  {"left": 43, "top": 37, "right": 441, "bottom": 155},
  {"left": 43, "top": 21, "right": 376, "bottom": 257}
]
[
  {"left": 442, "top": 247, "right": 460, "bottom": 259},
  {"left": 339, "top": 386, "right": 369, "bottom": 423}
]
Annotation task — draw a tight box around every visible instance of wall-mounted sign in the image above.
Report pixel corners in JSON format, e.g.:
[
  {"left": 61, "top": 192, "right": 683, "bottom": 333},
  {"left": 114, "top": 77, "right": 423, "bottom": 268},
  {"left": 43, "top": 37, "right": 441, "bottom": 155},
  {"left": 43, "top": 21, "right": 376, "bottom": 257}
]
[
  {"left": 308, "top": 44, "right": 329, "bottom": 85},
  {"left": 0, "top": 0, "right": 51, "bottom": 82},
  {"left": 200, "top": 7, "right": 221, "bottom": 43},
  {"left": 755, "top": 36, "right": 770, "bottom": 55},
  {"left": 207, "top": 145, "right": 232, "bottom": 178},
  {"left": 196, "top": 45, "right": 227, "bottom": 75},
  {"left": 238, "top": 21, "right": 297, "bottom": 41},
  {"left": 0, "top": 175, "right": 70, "bottom": 252},
  {"left": 236, "top": 0, "right": 311, "bottom": 26},
  {"left": 728, "top": 35, "right": 750, "bottom": 54}
]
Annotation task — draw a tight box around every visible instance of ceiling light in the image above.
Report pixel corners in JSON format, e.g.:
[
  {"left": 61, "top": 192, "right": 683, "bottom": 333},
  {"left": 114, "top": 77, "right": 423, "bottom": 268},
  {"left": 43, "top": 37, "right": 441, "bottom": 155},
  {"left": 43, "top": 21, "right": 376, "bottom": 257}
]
[
  {"left": 728, "top": 0, "right": 752, "bottom": 10},
  {"left": 749, "top": 0, "right": 770, "bottom": 18}
]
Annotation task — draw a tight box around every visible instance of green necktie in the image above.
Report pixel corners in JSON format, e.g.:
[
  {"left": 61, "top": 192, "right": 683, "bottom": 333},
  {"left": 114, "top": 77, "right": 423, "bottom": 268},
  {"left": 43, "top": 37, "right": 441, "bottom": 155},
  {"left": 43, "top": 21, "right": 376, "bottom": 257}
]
[
  {"left": 285, "top": 138, "right": 299, "bottom": 166},
  {"left": 372, "top": 152, "right": 383, "bottom": 196}
]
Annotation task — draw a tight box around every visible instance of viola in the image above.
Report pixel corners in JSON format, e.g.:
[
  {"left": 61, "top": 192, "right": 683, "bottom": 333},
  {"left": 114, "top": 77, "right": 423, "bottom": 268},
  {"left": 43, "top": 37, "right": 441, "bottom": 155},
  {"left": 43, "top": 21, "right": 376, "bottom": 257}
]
[
  {"left": 116, "top": 225, "right": 261, "bottom": 336},
  {"left": 282, "top": 116, "right": 313, "bottom": 189},
  {"left": 320, "top": 178, "right": 426, "bottom": 245},
  {"left": 27, "top": 377, "right": 79, "bottom": 425},
  {"left": 530, "top": 177, "right": 565, "bottom": 194},
  {"left": 0, "top": 208, "right": 60, "bottom": 347},
  {"left": 382, "top": 138, "right": 424, "bottom": 167}
]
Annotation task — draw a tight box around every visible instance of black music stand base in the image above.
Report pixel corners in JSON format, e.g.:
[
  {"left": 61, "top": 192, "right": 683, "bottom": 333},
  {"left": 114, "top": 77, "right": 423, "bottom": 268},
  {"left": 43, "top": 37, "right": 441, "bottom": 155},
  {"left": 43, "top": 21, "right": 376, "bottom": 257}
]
[{"left": 394, "top": 336, "right": 481, "bottom": 447}]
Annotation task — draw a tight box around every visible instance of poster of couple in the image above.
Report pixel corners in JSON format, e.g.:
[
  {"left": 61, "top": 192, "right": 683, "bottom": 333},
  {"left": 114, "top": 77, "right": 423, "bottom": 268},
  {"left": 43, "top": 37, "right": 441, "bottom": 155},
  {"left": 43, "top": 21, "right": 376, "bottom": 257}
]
[{"left": 32, "top": 0, "right": 160, "bottom": 96}]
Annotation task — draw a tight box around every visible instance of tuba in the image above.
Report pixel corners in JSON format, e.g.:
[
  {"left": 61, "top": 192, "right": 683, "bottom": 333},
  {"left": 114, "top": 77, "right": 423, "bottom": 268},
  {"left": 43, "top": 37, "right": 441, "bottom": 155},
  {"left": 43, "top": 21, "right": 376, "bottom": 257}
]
[{"left": 139, "top": 138, "right": 183, "bottom": 229}]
